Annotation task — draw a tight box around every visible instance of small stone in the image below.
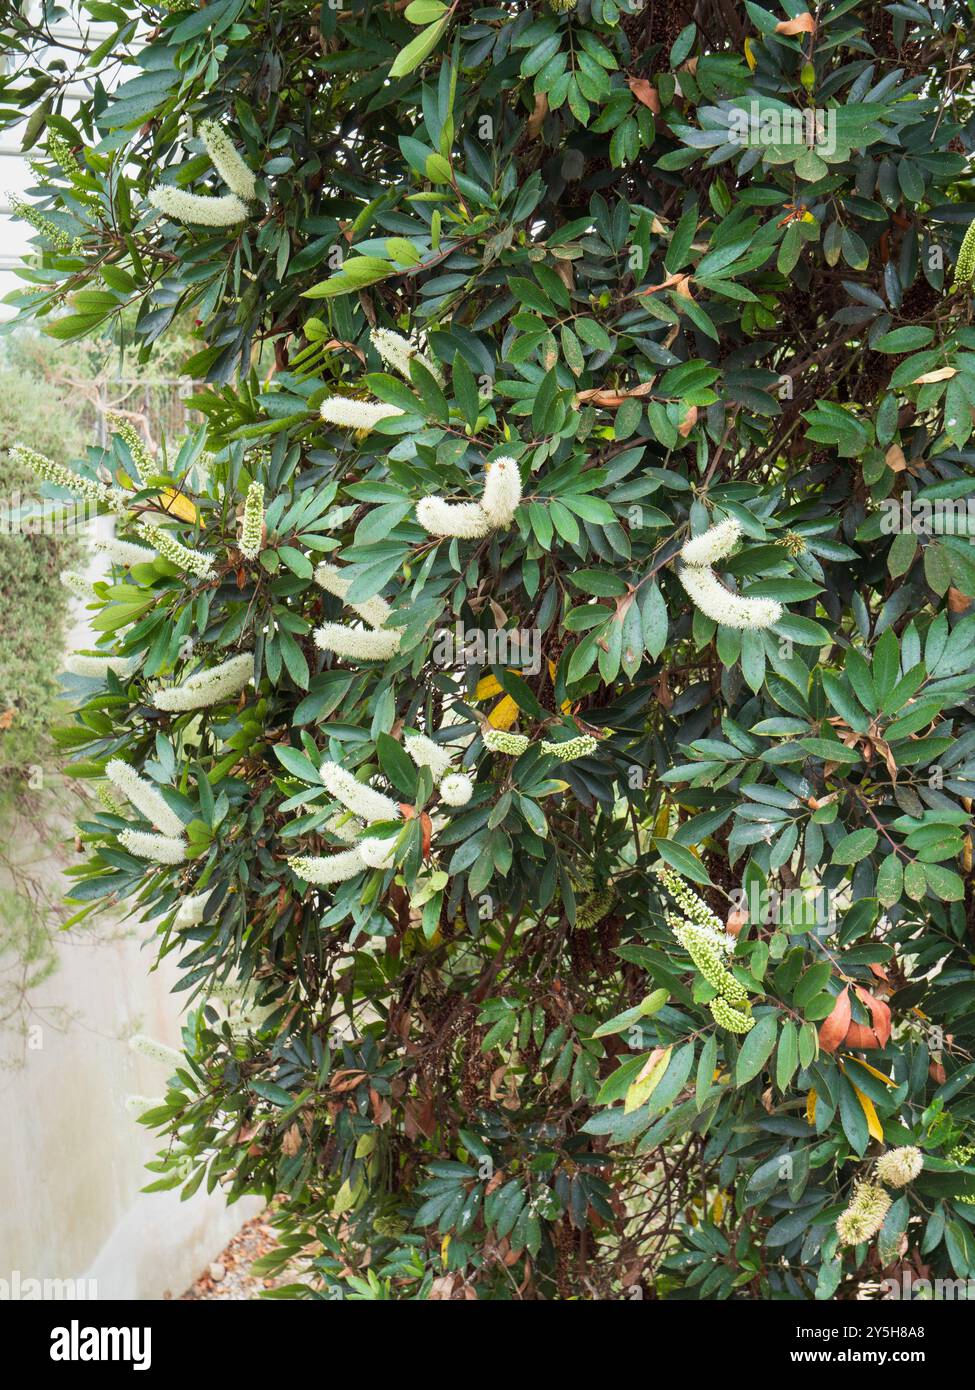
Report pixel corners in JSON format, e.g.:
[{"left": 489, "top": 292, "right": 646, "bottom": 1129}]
[{"left": 209, "top": 1261, "right": 226, "bottom": 1282}]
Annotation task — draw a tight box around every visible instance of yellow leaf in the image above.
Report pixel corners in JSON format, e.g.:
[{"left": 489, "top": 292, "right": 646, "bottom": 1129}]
[
  {"left": 849, "top": 1078, "right": 884, "bottom": 1142},
  {"left": 805, "top": 1088, "right": 817, "bottom": 1126},
  {"left": 476, "top": 674, "right": 503, "bottom": 700},
  {"left": 488, "top": 695, "right": 519, "bottom": 730},
  {"left": 844, "top": 1055, "right": 896, "bottom": 1088},
  {"left": 155, "top": 489, "right": 201, "bottom": 525},
  {"left": 744, "top": 37, "right": 757, "bottom": 70},
  {"left": 624, "top": 1045, "right": 671, "bottom": 1114},
  {"left": 332, "top": 1174, "right": 361, "bottom": 1215},
  {"left": 710, "top": 1191, "right": 725, "bottom": 1222},
  {"left": 440, "top": 1233, "right": 451, "bottom": 1267}
]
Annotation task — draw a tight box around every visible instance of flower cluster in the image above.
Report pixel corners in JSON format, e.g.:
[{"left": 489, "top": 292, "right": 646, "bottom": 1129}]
[
  {"left": 65, "top": 652, "right": 136, "bottom": 680},
  {"left": 105, "top": 758, "right": 185, "bottom": 838},
  {"left": 148, "top": 184, "right": 249, "bottom": 227},
  {"left": 677, "top": 516, "right": 782, "bottom": 631},
  {"left": 319, "top": 760, "right": 401, "bottom": 824},
  {"left": 416, "top": 456, "right": 522, "bottom": 539},
  {"left": 658, "top": 865, "right": 753, "bottom": 1031},
  {"left": 60, "top": 569, "right": 90, "bottom": 600},
  {"left": 319, "top": 395, "right": 405, "bottom": 433},
  {"left": 313, "top": 561, "right": 402, "bottom": 662},
  {"left": 540, "top": 734, "right": 598, "bottom": 762},
  {"left": 708, "top": 996, "right": 755, "bottom": 1033},
  {"left": 954, "top": 218, "right": 975, "bottom": 289},
  {"left": 137, "top": 520, "right": 216, "bottom": 580},
  {"left": 576, "top": 888, "right": 616, "bottom": 931},
  {"left": 106, "top": 415, "right": 154, "bottom": 476},
  {"left": 483, "top": 729, "right": 530, "bottom": 756},
  {"left": 118, "top": 829, "right": 187, "bottom": 864},
  {"left": 96, "top": 535, "right": 158, "bottom": 567},
  {"left": 371, "top": 326, "right": 442, "bottom": 384},
  {"left": 288, "top": 847, "right": 369, "bottom": 886},
  {"left": 198, "top": 119, "right": 257, "bottom": 202},
  {"left": 13, "top": 444, "right": 128, "bottom": 514},
  {"left": 949, "top": 1143, "right": 975, "bottom": 1204},
  {"left": 875, "top": 1146, "right": 923, "bottom": 1189},
  {"left": 404, "top": 730, "right": 473, "bottom": 806},
  {"left": 129, "top": 1033, "right": 183, "bottom": 1069},
  {"left": 153, "top": 652, "right": 254, "bottom": 712},
  {"left": 835, "top": 1182, "right": 892, "bottom": 1246},
  {"left": 239, "top": 481, "right": 265, "bottom": 560},
  {"left": 174, "top": 891, "right": 212, "bottom": 930},
  {"left": 655, "top": 864, "right": 727, "bottom": 940},
  {"left": 10, "top": 195, "right": 81, "bottom": 254}
]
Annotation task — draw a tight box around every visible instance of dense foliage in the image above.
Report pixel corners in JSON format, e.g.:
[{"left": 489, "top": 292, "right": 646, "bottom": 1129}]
[{"left": 6, "top": 0, "right": 975, "bottom": 1299}]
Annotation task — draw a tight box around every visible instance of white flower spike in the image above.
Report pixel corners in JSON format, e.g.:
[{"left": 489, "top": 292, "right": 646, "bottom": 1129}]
[
  {"left": 416, "top": 456, "right": 522, "bottom": 539},
  {"left": 96, "top": 536, "right": 159, "bottom": 567},
  {"left": 319, "top": 395, "right": 405, "bottom": 432},
  {"left": 198, "top": 119, "right": 257, "bottom": 202},
  {"left": 105, "top": 758, "right": 185, "bottom": 838},
  {"left": 319, "top": 761, "right": 401, "bottom": 825},
  {"left": 148, "top": 185, "right": 249, "bottom": 227},
  {"left": 678, "top": 564, "right": 782, "bottom": 631},
  {"left": 153, "top": 652, "right": 254, "bottom": 712},
  {"left": 680, "top": 516, "right": 741, "bottom": 567},
  {"left": 119, "top": 829, "right": 187, "bottom": 864},
  {"left": 288, "top": 848, "right": 367, "bottom": 885},
  {"left": 314, "top": 623, "right": 402, "bottom": 662}
]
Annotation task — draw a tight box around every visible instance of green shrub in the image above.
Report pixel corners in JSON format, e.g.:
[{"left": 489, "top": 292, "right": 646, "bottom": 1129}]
[{"left": 4, "top": 0, "right": 975, "bottom": 1300}]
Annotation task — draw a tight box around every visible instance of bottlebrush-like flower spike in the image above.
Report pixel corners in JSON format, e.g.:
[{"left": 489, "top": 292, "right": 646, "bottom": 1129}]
[
  {"left": 288, "top": 848, "right": 367, "bottom": 884},
  {"left": 835, "top": 1183, "right": 891, "bottom": 1244},
  {"left": 680, "top": 516, "right": 741, "bottom": 567},
  {"left": 314, "top": 623, "right": 402, "bottom": 661},
  {"left": 319, "top": 395, "right": 404, "bottom": 432},
  {"left": 439, "top": 772, "right": 473, "bottom": 806},
  {"left": 239, "top": 481, "right": 265, "bottom": 559},
  {"left": 153, "top": 652, "right": 254, "bottom": 712},
  {"left": 175, "top": 891, "right": 212, "bottom": 930},
  {"left": 9, "top": 195, "right": 81, "bottom": 253},
  {"left": 371, "top": 327, "right": 443, "bottom": 384},
  {"left": 483, "top": 729, "right": 530, "bottom": 756},
  {"left": 105, "top": 758, "right": 185, "bottom": 838},
  {"left": 137, "top": 521, "right": 215, "bottom": 580},
  {"left": 65, "top": 652, "right": 136, "bottom": 679},
  {"left": 319, "top": 761, "right": 401, "bottom": 825},
  {"left": 95, "top": 536, "right": 158, "bottom": 566},
  {"left": 359, "top": 834, "right": 399, "bottom": 869},
  {"left": 671, "top": 917, "right": 748, "bottom": 1004},
  {"left": 678, "top": 564, "right": 782, "bottom": 630},
  {"left": 106, "top": 415, "right": 154, "bottom": 476},
  {"left": 540, "top": 734, "right": 598, "bottom": 762},
  {"left": 60, "top": 569, "right": 90, "bottom": 599},
  {"left": 480, "top": 457, "right": 522, "bottom": 528},
  {"left": 404, "top": 732, "right": 454, "bottom": 782},
  {"left": 953, "top": 218, "right": 975, "bottom": 289},
  {"left": 415, "top": 496, "right": 493, "bottom": 539},
  {"left": 198, "top": 119, "right": 257, "bottom": 202},
  {"left": 129, "top": 1034, "right": 183, "bottom": 1068},
  {"left": 576, "top": 888, "right": 617, "bottom": 931},
  {"left": 148, "top": 185, "right": 248, "bottom": 227},
  {"left": 326, "top": 812, "right": 363, "bottom": 844},
  {"left": 709, "top": 996, "right": 755, "bottom": 1033},
  {"left": 119, "top": 829, "right": 187, "bottom": 863},
  {"left": 875, "top": 1146, "right": 923, "bottom": 1188},
  {"left": 655, "top": 864, "right": 728, "bottom": 941},
  {"left": 95, "top": 783, "right": 127, "bottom": 817},
  {"left": 314, "top": 562, "right": 392, "bottom": 630},
  {"left": 13, "top": 445, "right": 128, "bottom": 514}
]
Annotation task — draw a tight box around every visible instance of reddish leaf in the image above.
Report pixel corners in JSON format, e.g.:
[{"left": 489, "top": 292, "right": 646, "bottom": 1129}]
[{"left": 818, "top": 985, "right": 851, "bottom": 1053}]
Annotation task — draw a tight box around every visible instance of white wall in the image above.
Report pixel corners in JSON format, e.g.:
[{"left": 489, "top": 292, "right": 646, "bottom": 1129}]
[{"left": 0, "top": 520, "right": 263, "bottom": 1300}]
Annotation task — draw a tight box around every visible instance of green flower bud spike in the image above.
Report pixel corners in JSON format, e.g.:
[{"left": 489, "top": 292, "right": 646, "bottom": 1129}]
[{"left": 953, "top": 218, "right": 975, "bottom": 290}]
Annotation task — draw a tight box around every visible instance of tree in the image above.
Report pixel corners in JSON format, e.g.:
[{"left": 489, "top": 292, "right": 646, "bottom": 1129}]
[{"left": 4, "top": 0, "right": 975, "bottom": 1300}]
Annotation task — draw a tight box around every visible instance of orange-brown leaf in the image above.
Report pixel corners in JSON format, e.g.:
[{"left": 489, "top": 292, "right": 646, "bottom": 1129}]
[{"left": 818, "top": 985, "right": 851, "bottom": 1053}]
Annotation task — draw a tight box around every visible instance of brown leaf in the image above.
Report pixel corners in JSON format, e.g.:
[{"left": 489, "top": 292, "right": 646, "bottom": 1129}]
[
  {"left": 0, "top": 708, "right": 14, "bottom": 731},
  {"left": 527, "top": 92, "right": 548, "bottom": 139},
  {"left": 627, "top": 77, "right": 660, "bottom": 113},
  {"left": 329, "top": 1068, "right": 367, "bottom": 1093},
  {"left": 949, "top": 586, "right": 973, "bottom": 613},
  {"left": 726, "top": 907, "right": 748, "bottom": 937},
  {"left": 638, "top": 272, "right": 694, "bottom": 300},
  {"left": 912, "top": 366, "right": 956, "bottom": 385},
  {"left": 775, "top": 13, "right": 816, "bottom": 35},
  {"left": 818, "top": 985, "right": 851, "bottom": 1053},
  {"left": 885, "top": 444, "right": 908, "bottom": 473},
  {"left": 678, "top": 404, "right": 698, "bottom": 438},
  {"left": 853, "top": 986, "right": 891, "bottom": 1048},
  {"left": 929, "top": 1060, "right": 947, "bottom": 1085},
  {"left": 281, "top": 1123, "right": 302, "bottom": 1157}
]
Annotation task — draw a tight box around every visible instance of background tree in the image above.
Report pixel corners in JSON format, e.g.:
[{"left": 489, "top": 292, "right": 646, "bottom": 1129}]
[{"left": 4, "top": 0, "right": 975, "bottom": 1299}]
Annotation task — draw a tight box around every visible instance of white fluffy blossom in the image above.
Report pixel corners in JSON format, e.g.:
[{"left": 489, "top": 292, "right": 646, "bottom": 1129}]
[
  {"left": 105, "top": 758, "right": 185, "bottom": 838},
  {"left": 678, "top": 564, "right": 782, "bottom": 630},
  {"left": 95, "top": 535, "right": 158, "bottom": 566},
  {"left": 65, "top": 653, "right": 136, "bottom": 679},
  {"left": 239, "top": 480, "right": 265, "bottom": 560},
  {"left": 439, "top": 772, "right": 473, "bottom": 806},
  {"left": 416, "top": 497, "right": 493, "bottom": 539},
  {"left": 875, "top": 1146, "right": 924, "bottom": 1189},
  {"left": 129, "top": 1033, "right": 183, "bottom": 1068},
  {"left": 480, "top": 457, "right": 522, "bottom": 528},
  {"left": 680, "top": 516, "right": 741, "bottom": 567},
  {"left": 198, "top": 119, "right": 257, "bottom": 202},
  {"left": 319, "top": 395, "right": 404, "bottom": 432},
  {"left": 326, "top": 811, "right": 363, "bottom": 844},
  {"left": 13, "top": 444, "right": 128, "bottom": 514},
  {"left": 148, "top": 185, "right": 248, "bottom": 227},
  {"left": 371, "top": 326, "right": 442, "bottom": 384},
  {"left": 175, "top": 891, "right": 212, "bottom": 930},
  {"left": 314, "top": 622, "right": 402, "bottom": 661},
  {"left": 314, "top": 562, "right": 392, "bottom": 630},
  {"left": 404, "top": 732, "right": 454, "bottom": 782},
  {"left": 288, "top": 848, "right": 367, "bottom": 884},
  {"left": 359, "top": 834, "right": 399, "bottom": 870},
  {"left": 320, "top": 760, "right": 401, "bottom": 825},
  {"left": 137, "top": 521, "right": 215, "bottom": 580},
  {"left": 60, "top": 569, "right": 91, "bottom": 599},
  {"left": 119, "top": 829, "right": 187, "bottom": 863},
  {"left": 153, "top": 653, "right": 254, "bottom": 712}
]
